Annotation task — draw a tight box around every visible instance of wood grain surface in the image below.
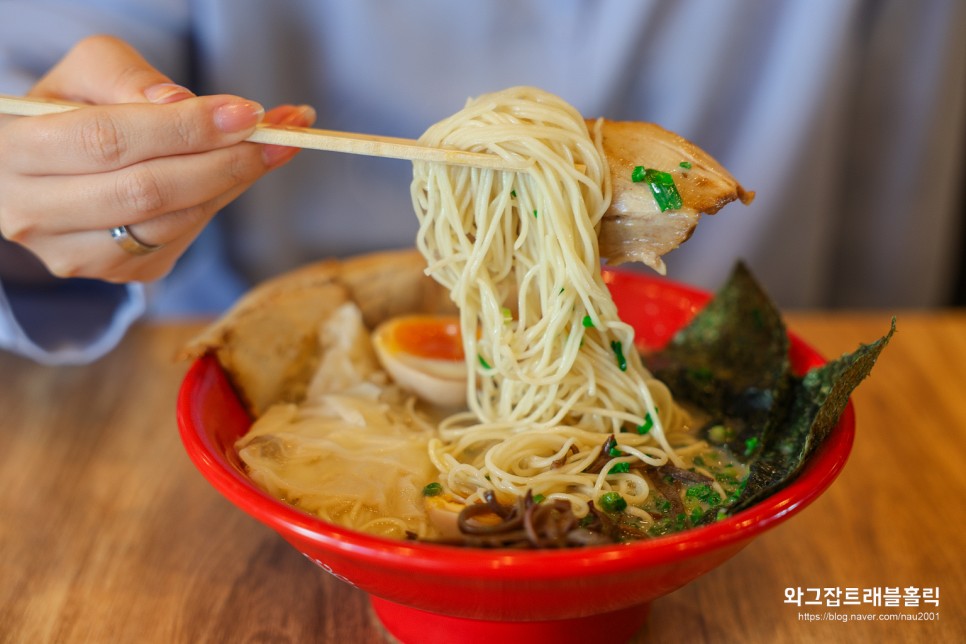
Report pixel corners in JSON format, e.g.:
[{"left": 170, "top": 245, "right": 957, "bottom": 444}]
[{"left": 1, "top": 312, "right": 962, "bottom": 643}]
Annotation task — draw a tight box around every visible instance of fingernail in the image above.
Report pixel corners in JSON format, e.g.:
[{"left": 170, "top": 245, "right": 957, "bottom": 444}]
[
  {"left": 143, "top": 83, "right": 195, "bottom": 104},
  {"left": 262, "top": 143, "right": 299, "bottom": 168},
  {"left": 281, "top": 105, "right": 317, "bottom": 127},
  {"left": 214, "top": 100, "right": 265, "bottom": 133},
  {"left": 262, "top": 105, "right": 316, "bottom": 167}
]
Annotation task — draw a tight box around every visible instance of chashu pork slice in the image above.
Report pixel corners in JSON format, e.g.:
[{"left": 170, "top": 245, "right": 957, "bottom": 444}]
[{"left": 594, "top": 119, "right": 754, "bottom": 272}]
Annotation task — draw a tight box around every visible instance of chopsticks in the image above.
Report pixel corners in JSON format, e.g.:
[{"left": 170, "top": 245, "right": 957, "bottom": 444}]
[{"left": 0, "top": 94, "right": 530, "bottom": 171}]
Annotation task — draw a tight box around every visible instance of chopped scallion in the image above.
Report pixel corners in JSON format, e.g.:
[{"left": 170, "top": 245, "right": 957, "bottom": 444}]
[
  {"left": 631, "top": 166, "right": 683, "bottom": 212},
  {"left": 608, "top": 462, "right": 631, "bottom": 474},
  {"left": 610, "top": 340, "right": 627, "bottom": 371},
  {"left": 599, "top": 491, "right": 627, "bottom": 513},
  {"left": 637, "top": 410, "right": 655, "bottom": 434},
  {"left": 744, "top": 436, "right": 759, "bottom": 456},
  {"left": 422, "top": 482, "right": 443, "bottom": 497},
  {"left": 685, "top": 484, "right": 721, "bottom": 505}
]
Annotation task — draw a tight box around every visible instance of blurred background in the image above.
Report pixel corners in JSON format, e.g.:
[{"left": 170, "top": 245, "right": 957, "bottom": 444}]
[{"left": 1, "top": 0, "right": 964, "bottom": 320}]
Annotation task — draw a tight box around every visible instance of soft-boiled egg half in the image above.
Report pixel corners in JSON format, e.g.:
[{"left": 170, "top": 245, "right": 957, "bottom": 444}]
[{"left": 372, "top": 315, "right": 469, "bottom": 407}]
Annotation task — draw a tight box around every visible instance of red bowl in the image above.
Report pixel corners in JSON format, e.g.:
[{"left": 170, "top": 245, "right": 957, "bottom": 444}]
[{"left": 177, "top": 270, "right": 854, "bottom": 644}]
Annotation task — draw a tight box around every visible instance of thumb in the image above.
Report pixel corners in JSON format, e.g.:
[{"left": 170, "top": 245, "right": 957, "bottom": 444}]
[{"left": 30, "top": 34, "right": 195, "bottom": 106}]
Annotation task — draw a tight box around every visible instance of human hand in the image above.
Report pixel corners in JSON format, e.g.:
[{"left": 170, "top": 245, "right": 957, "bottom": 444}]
[{"left": 0, "top": 35, "right": 315, "bottom": 283}]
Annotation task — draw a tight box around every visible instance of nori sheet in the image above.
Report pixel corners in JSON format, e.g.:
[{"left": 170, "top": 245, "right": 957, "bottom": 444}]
[
  {"left": 729, "top": 320, "right": 895, "bottom": 513},
  {"left": 645, "top": 262, "right": 894, "bottom": 518}
]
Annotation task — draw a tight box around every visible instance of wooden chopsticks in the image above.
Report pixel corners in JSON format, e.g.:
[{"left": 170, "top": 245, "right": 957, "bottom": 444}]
[{"left": 0, "top": 94, "right": 530, "bottom": 171}]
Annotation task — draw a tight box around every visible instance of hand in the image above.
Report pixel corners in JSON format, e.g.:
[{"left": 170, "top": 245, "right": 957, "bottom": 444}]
[{"left": 0, "top": 35, "right": 315, "bottom": 283}]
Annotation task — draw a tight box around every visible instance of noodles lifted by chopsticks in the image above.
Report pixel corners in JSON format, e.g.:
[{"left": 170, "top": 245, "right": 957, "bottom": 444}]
[{"left": 411, "top": 87, "right": 691, "bottom": 520}]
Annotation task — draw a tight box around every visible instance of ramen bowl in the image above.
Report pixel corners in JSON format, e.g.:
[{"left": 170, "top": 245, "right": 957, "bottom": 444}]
[{"left": 177, "top": 268, "right": 854, "bottom": 644}]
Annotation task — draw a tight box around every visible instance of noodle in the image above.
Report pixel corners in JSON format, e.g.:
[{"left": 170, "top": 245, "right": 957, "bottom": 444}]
[{"left": 410, "top": 87, "right": 688, "bottom": 512}]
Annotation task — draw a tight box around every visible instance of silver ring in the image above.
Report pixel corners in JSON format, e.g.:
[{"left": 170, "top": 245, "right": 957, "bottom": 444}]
[{"left": 109, "top": 225, "right": 164, "bottom": 256}]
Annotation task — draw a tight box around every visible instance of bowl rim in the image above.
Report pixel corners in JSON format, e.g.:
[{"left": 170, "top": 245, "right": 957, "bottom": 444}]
[{"left": 177, "top": 271, "right": 854, "bottom": 579}]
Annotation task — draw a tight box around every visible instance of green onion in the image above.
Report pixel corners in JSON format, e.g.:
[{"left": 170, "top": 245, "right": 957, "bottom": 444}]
[
  {"left": 637, "top": 410, "right": 655, "bottom": 434},
  {"left": 501, "top": 307, "right": 513, "bottom": 322},
  {"left": 631, "top": 166, "right": 683, "bottom": 212},
  {"left": 744, "top": 436, "right": 759, "bottom": 457},
  {"left": 685, "top": 484, "right": 722, "bottom": 505},
  {"left": 608, "top": 462, "right": 631, "bottom": 474},
  {"left": 608, "top": 445, "right": 623, "bottom": 457},
  {"left": 599, "top": 491, "right": 627, "bottom": 513},
  {"left": 725, "top": 475, "right": 750, "bottom": 504},
  {"left": 610, "top": 340, "right": 627, "bottom": 371},
  {"left": 582, "top": 315, "right": 595, "bottom": 328},
  {"left": 422, "top": 482, "right": 443, "bottom": 497},
  {"left": 532, "top": 494, "right": 545, "bottom": 504},
  {"left": 679, "top": 161, "right": 692, "bottom": 169},
  {"left": 478, "top": 354, "right": 491, "bottom": 369},
  {"left": 533, "top": 209, "right": 538, "bottom": 218},
  {"left": 510, "top": 189, "right": 517, "bottom": 197}
]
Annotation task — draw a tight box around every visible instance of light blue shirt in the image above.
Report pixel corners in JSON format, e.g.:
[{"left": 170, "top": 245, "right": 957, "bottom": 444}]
[{"left": 1, "top": 0, "right": 964, "bottom": 363}]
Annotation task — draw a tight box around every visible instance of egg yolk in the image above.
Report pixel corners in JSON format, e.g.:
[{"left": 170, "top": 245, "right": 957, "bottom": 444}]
[{"left": 389, "top": 316, "right": 464, "bottom": 362}]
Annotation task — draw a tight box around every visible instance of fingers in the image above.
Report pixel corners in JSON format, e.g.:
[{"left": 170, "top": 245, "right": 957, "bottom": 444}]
[
  {"left": 19, "top": 183, "right": 243, "bottom": 283},
  {"left": 5, "top": 144, "right": 262, "bottom": 233},
  {"left": 0, "top": 103, "right": 316, "bottom": 283},
  {"left": 31, "top": 34, "right": 188, "bottom": 105},
  {"left": 0, "top": 32, "right": 318, "bottom": 284},
  {"left": 4, "top": 95, "right": 265, "bottom": 175},
  {"left": 31, "top": 227, "right": 199, "bottom": 284},
  {"left": 2, "top": 104, "right": 316, "bottom": 232}
]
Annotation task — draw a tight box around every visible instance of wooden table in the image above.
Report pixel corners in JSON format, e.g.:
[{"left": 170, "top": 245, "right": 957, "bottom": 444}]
[{"left": 1, "top": 312, "right": 963, "bottom": 643}]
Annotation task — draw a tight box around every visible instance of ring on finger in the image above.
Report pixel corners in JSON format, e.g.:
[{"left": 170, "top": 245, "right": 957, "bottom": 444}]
[{"left": 109, "top": 225, "right": 164, "bottom": 256}]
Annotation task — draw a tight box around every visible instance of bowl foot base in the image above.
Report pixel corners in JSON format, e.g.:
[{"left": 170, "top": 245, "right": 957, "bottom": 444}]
[{"left": 369, "top": 595, "right": 651, "bottom": 644}]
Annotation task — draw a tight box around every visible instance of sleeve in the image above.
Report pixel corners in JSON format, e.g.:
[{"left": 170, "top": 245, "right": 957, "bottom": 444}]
[{"left": 0, "top": 278, "right": 146, "bottom": 365}]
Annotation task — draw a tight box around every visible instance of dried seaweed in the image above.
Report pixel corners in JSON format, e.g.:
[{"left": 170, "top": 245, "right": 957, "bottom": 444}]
[
  {"left": 728, "top": 320, "right": 895, "bottom": 513},
  {"left": 647, "top": 261, "right": 792, "bottom": 463},
  {"left": 647, "top": 262, "right": 894, "bottom": 519}
]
